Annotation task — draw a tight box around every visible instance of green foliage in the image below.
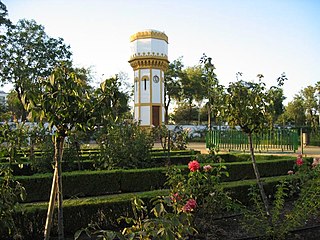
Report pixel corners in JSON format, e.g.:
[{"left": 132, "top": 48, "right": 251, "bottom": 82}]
[
  {"left": 170, "top": 126, "right": 189, "bottom": 150},
  {"left": 164, "top": 57, "right": 184, "bottom": 124},
  {"left": 225, "top": 78, "right": 270, "bottom": 134},
  {"left": 0, "top": 19, "right": 72, "bottom": 120},
  {"left": 172, "top": 103, "right": 199, "bottom": 124},
  {"left": 241, "top": 155, "right": 320, "bottom": 239},
  {"left": 200, "top": 54, "right": 225, "bottom": 126},
  {"left": 96, "top": 121, "right": 153, "bottom": 169},
  {"left": 0, "top": 165, "right": 26, "bottom": 237},
  {"left": 0, "top": 1, "right": 11, "bottom": 27},
  {"left": 0, "top": 121, "right": 28, "bottom": 163},
  {"left": 166, "top": 161, "right": 231, "bottom": 212}
]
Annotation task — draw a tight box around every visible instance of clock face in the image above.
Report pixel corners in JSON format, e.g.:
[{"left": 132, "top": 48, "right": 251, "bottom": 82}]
[{"left": 153, "top": 75, "right": 160, "bottom": 83}]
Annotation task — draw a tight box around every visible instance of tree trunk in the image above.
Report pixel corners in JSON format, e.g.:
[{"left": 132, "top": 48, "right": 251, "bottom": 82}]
[
  {"left": 44, "top": 164, "right": 58, "bottom": 240},
  {"left": 207, "top": 105, "right": 211, "bottom": 130},
  {"left": 57, "top": 135, "right": 65, "bottom": 240},
  {"left": 43, "top": 135, "right": 65, "bottom": 240},
  {"left": 248, "top": 133, "right": 271, "bottom": 217},
  {"left": 164, "top": 90, "right": 171, "bottom": 125},
  {"left": 164, "top": 104, "right": 169, "bottom": 125}
]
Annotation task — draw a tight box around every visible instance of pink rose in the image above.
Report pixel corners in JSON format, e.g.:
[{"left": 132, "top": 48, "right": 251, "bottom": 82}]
[
  {"left": 182, "top": 199, "right": 197, "bottom": 212},
  {"left": 203, "top": 165, "right": 213, "bottom": 172},
  {"left": 312, "top": 158, "right": 320, "bottom": 168},
  {"left": 287, "top": 170, "right": 294, "bottom": 175},
  {"left": 188, "top": 160, "right": 200, "bottom": 172}
]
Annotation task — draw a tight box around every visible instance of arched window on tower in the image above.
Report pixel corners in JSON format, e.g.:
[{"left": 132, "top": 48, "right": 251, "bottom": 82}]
[{"left": 142, "top": 76, "right": 149, "bottom": 91}]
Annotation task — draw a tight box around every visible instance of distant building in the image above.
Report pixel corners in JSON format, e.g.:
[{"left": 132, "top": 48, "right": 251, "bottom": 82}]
[
  {"left": 129, "top": 29, "right": 169, "bottom": 127},
  {"left": 0, "top": 91, "right": 8, "bottom": 106}
]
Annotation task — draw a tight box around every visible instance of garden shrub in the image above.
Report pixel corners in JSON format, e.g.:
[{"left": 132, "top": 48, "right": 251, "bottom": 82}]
[{"left": 96, "top": 121, "right": 153, "bottom": 169}]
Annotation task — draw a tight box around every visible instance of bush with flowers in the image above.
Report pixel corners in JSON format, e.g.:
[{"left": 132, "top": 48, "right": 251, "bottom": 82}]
[
  {"left": 242, "top": 154, "right": 320, "bottom": 239},
  {"left": 75, "top": 160, "right": 233, "bottom": 239}
]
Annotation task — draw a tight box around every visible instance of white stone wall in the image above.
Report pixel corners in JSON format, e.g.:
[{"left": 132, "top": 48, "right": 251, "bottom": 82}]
[
  {"left": 140, "top": 106, "right": 150, "bottom": 125},
  {"left": 151, "top": 69, "right": 161, "bottom": 103}
]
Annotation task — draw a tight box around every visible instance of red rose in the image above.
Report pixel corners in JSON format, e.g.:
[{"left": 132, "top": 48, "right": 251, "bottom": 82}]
[
  {"left": 296, "top": 158, "right": 303, "bottom": 166},
  {"left": 188, "top": 160, "right": 200, "bottom": 172}
]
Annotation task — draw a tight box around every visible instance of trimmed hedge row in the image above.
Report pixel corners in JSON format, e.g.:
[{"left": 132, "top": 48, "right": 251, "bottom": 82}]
[
  {"left": 11, "top": 176, "right": 292, "bottom": 240},
  {"left": 16, "top": 158, "right": 298, "bottom": 202},
  {"left": 216, "top": 153, "right": 293, "bottom": 162},
  {"left": 17, "top": 168, "right": 168, "bottom": 202},
  {"left": 3, "top": 151, "right": 200, "bottom": 176}
]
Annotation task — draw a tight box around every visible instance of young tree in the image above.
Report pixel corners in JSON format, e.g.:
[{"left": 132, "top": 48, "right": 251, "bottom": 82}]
[
  {"left": 224, "top": 75, "right": 274, "bottom": 218},
  {"left": 25, "top": 64, "right": 105, "bottom": 240},
  {"left": 0, "top": 19, "right": 72, "bottom": 120}
]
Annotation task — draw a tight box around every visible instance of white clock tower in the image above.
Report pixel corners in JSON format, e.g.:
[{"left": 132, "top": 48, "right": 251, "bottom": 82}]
[{"left": 129, "top": 29, "right": 169, "bottom": 127}]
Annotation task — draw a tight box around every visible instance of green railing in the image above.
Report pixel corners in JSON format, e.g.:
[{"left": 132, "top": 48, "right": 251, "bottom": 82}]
[{"left": 206, "top": 129, "right": 299, "bottom": 152}]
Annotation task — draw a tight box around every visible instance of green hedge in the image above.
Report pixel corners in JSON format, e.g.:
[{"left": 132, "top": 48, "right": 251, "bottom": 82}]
[
  {"left": 217, "top": 153, "right": 293, "bottom": 162},
  {"left": 12, "top": 190, "right": 168, "bottom": 240},
  {"left": 15, "top": 158, "right": 297, "bottom": 203},
  {"left": 16, "top": 168, "right": 167, "bottom": 202},
  {"left": 3, "top": 150, "right": 199, "bottom": 175},
  {"left": 11, "top": 175, "right": 295, "bottom": 240}
]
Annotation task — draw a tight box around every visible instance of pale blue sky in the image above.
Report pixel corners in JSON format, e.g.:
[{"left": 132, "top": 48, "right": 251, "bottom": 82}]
[{"left": 3, "top": 0, "right": 320, "bottom": 103}]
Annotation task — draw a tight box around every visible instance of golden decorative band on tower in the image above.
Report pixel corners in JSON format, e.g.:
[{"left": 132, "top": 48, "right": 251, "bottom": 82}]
[
  {"left": 129, "top": 57, "right": 169, "bottom": 71},
  {"left": 130, "top": 29, "right": 168, "bottom": 43}
]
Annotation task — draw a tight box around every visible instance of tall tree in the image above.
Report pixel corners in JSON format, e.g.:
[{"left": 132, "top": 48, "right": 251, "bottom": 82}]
[
  {"left": 200, "top": 54, "right": 224, "bottom": 128},
  {"left": 172, "top": 102, "right": 199, "bottom": 124},
  {"left": 164, "top": 58, "right": 183, "bottom": 124},
  {"left": 180, "top": 66, "right": 203, "bottom": 123},
  {"left": 0, "top": 1, "right": 11, "bottom": 28},
  {"left": 300, "top": 85, "right": 318, "bottom": 129},
  {"left": 281, "top": 95, "right": 306, "bottom": 127},
  {"left": 0, "top": 19, "right": 72, "bottom": 120},
  {"left": 266, "top": 86, "right": 286, "bottom": 127}
]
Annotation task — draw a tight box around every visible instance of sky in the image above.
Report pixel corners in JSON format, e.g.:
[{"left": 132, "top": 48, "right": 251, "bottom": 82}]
[{"left": 3, "top": 0, "right": 320, "bottom": 104}]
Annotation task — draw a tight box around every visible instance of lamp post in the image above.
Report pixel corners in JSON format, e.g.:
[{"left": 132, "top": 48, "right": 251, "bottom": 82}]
[{"left": 203, "top": 56, "right": 215, "bottom": 130}]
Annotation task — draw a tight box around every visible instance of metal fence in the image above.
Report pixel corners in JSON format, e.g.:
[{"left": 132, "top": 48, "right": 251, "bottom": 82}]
[{"left": 206, "top": 129, "right": 299, "bottom": 152}]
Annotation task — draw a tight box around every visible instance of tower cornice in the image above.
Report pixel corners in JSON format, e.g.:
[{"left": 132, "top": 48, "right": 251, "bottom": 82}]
[
  {"left": 130, "top": 29, "right": 168, "bottom": 43},
  {"left": 129, "top": 57, "right": 169, "bottom": 71}
]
